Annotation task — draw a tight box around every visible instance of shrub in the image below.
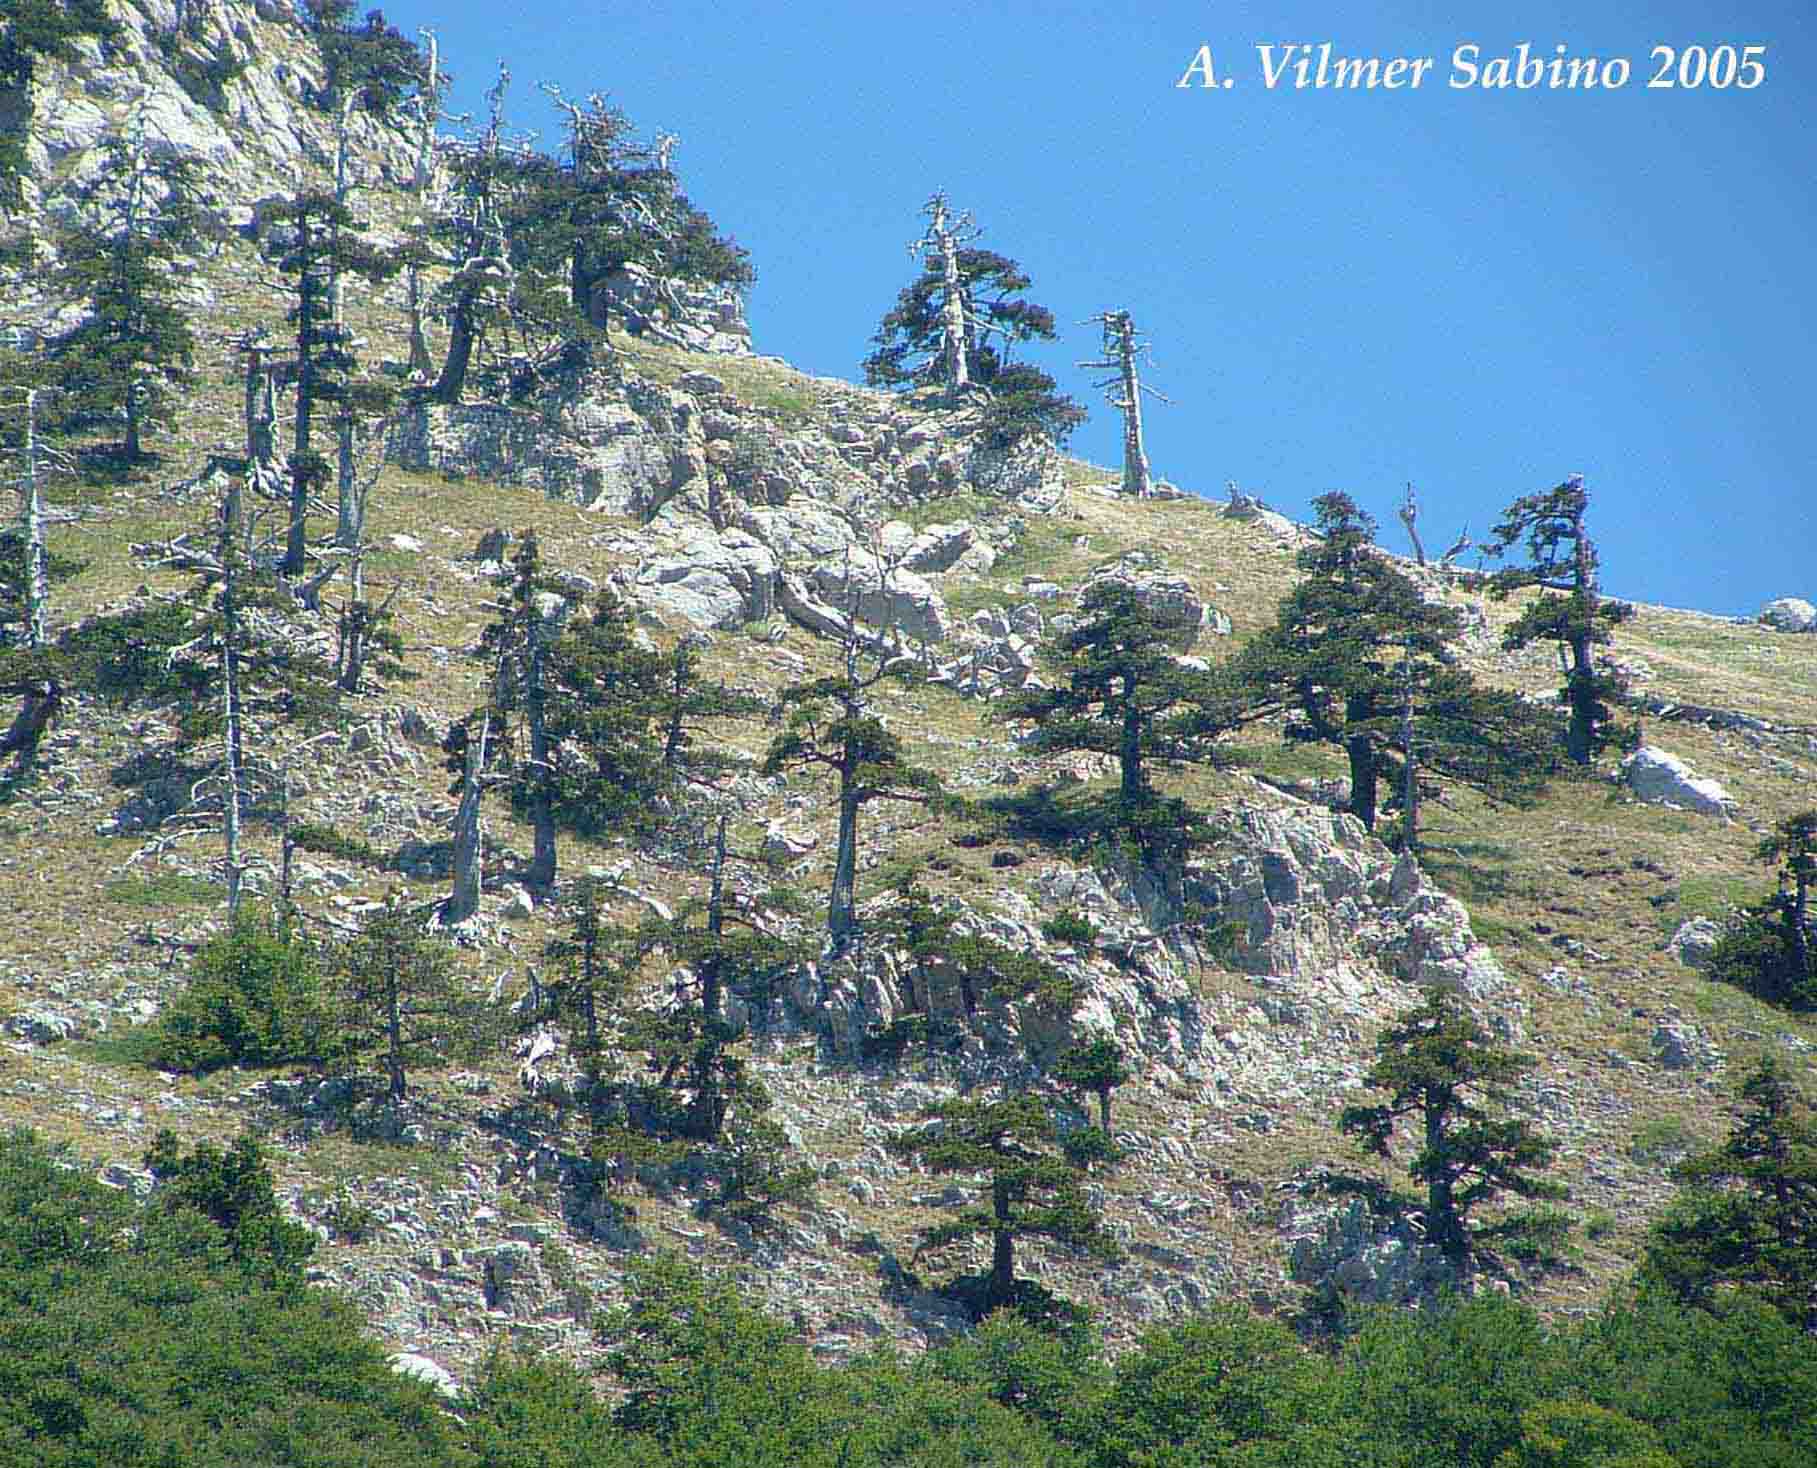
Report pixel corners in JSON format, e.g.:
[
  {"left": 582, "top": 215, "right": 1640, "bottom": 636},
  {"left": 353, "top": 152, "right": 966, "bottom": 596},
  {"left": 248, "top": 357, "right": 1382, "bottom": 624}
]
[
  {"left": 150, "top": 907, "right": 328, "bottom": 1072},
  {"left": 1705, "top": 902, "right": 1816, "bottom": 1010}
]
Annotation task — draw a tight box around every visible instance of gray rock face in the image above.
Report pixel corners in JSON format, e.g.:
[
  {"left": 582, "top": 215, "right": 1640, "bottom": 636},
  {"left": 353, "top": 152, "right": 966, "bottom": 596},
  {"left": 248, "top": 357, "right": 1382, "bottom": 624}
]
[
  {"left": 587, "top": 261, "right": 752, "bottom": 356},
  {"left": 1288, "top": 1198, "right": 1456, "bottom": 1308},
  {"left": 1759, "top": 597, "right": 1817, "bottom": 633},
  {"left": 12, "top": 0, "right": 417, "bottom": 241},
  {"left": 388, "top": 372, "right": 708, "bottom": 519},
  {"left": 1668, "top": 917, "right": 1724, "bottom": 968},
  {"left": 1085, "top": 555, "right": 1230, "bottom": 647},
  {"left": 3, "top": 1008, "right": 82, "bottom": 1044},
  {"left": 809, "top": 557, "right": 952, "bottom": 644},
  {"left": 1621, "top": 746, "right": 1735, "bottom": 817},
  {"left": 629, "top": 528, "right": 777, "bottom": 629}
]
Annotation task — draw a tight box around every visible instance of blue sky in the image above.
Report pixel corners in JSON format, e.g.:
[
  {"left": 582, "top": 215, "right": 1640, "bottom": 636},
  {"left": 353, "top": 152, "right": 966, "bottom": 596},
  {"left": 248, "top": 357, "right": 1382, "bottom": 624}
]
[{"left": 374, "top": 0, "right": 1814, "bottom": 616}]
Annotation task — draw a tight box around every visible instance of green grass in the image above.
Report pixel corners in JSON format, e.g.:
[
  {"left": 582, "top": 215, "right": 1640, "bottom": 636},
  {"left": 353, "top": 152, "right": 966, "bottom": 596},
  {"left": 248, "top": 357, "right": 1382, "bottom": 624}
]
[
  {"left": 1628, "top": 1114, "right": 1698, "bottom": 1165},
  {"left": 103, "top": 872, "right": 218, "bottom": 907}
]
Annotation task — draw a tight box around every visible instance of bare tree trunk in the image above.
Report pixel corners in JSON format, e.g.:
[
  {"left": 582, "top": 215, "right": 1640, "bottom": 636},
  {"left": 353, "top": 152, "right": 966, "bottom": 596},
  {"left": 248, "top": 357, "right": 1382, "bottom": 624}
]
[
  {"left": 413, "top": 30, "right": 440, "bottom": 193},
  {"left": 828, "top": 787, "right": 859, "bottom": 946},
  {"left": 1400, "top": 640, "right": 1419, "bottom": 852},
  {"left": 219, "top": 481, "right": 246, "bottom": 919},
  {"left": 1082, "top": 310, "right": 1163, "bottom": 497},
  {"left": 525, "top": 611, "right": 555, "bottom": 888},
  {"left": 22, "top": 388, "right": 49, "bottom": 649},
  {"left": 447, "top": 713, "right": 488, "bottom": 922},
  {"left": 405, "top": 261, "right": 434, "bottom": 378},
  {"left": 1399, "top": 482, "right": 1426, "bottom": 566}
]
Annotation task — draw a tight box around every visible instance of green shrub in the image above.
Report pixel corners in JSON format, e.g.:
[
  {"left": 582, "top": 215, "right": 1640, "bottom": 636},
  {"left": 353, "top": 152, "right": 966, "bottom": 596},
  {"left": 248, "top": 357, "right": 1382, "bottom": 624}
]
[
  {"left": 59, "top": 601, "right": 210, "bottom": 705},
  {"left": 1629, "top": 1114, "right": 1698, "bottom": 1166},
  {"left": 1705, "top": 902, "right": 1816, "bottom": 1010},
  {"left": 1584, "top": 1210, "right": 1617, "bottom": 1241},
  {"left": 1041, "top": 908, "right": 1098, "bottom": 952},
  {"left": 149, "top": 907, "right": 328, "bottom": 1072}
]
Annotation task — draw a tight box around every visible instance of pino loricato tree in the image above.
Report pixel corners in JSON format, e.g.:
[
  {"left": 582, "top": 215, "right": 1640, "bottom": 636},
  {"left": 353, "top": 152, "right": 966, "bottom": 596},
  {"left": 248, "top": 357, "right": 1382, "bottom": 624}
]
[
  {"left": 885, "top": 1092, "right": 1121, "bottom": 1323},
  {"left": 1705, "top": 809, "right": 1817, "bottom": 1010},
  {"left": 45, "top": 120, "right": 206, "bottom": 462},
  {"left": 1338, "top": 987, "right": 1565, "bottom": 1276},
  {"left": 1641, "top": 1057, "right": 1817, "bottom": 1332},
  {"left": 1485, "top": 473, "right": 1636, "bottom": 766},
  {"left": 255, "top": 188, "right": 397, "bottom": 576},
  {"left": 1231, "top": 492, "right": 1557, "bottom": 837},
  {"left": 864, "top": 192, "right": 1083, "bottom": 446}
]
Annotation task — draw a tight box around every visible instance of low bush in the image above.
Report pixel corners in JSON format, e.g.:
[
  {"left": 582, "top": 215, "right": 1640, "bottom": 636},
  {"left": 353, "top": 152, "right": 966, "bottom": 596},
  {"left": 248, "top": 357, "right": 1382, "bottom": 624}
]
[{"left": 149, "top": 907, "right": 329, "bottom": 1072}]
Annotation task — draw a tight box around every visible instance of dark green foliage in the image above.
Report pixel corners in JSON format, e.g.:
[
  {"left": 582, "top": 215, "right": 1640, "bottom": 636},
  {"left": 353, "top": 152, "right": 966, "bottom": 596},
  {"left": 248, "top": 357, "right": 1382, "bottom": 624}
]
[
  {"left": 1339, "top": 986, "right": 1565, "bottom": 1274},
  {"left": 44, "top": 129, "right": 207, "bottom": 461},
  {"left": 306, "top": 2, "right": 428, "bottom": 116},
  {"left": 0, "top": 1126, "right": 461, "bottom": 1466},
  {"left": 700, "top": 1115, "right": 817, "bottom": 1235},
  {"left": 38, "top": 600, "right": 210, "bottom": 705},
  {"left": 1705, "top": 811, "right": 1817, "bottom": 1009},
  {"left": 762, "top": 644, "right": 945, "bottom": 945},
  {"left": 1640, "top": 1058, "right": 1817, "bottom": 1332},
  {"left": 143, "top": 1127, "right": 318, "bottom": 1277},
  {"left": 863, "top": 229, "right": 1081, "bottom": 443},
  {"left": 1006, "top": 580, "right": 1232, "bottom": 805},
  {"left": 1561, "top": 1286, "right": 1817, "bottom": 1468},
  {"left": 885, "top": 1092, "right": 1121, "bottom": 1319},
  {"left": 1486, "top": 475, "right": 1637, "bottom": 765},
  {"left": 255, "top": 188, "right": 398, "bottom": 574},
  {"left": 1232, "top": 492, "right": 1558, "bottom": 833},
  {"left": 327, "top": 894, "right": 494, "bottom": 1100},
  {"left": 149, "top": 906, "right": 327, "bottom": 1072},
  {"left": 876, "top": 873, "right": 1082, "bottom": 1027},
  {"left": 1338, "top": 1291, "right": 1562, "bottom": 1468},
  {"left": 1042, "top": 907, "right": 1099, "bottom": 952},
  {"left": 1081, "top": 1309, "right": 1358, "bottom": 1468},
  {"left": 1053, "top": 1036, "right": 1132, "bottom": 1132}
]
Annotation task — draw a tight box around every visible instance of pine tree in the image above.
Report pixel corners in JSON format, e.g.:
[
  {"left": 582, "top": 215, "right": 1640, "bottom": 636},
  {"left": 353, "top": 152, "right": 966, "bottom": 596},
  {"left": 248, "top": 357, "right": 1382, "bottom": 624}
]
[
  {"left": 864, "top": 193, "right": 1082, "bottom": 445},
  {"left": 255, "top": 189, "right": 397, "bottom": 576},
  {"left": 1338, "top": 987, "right": 1565, "bottom": 1275},
  {"left": 1485, "top": 474, "right": 1636, "bottom": 766},
  {"left": 1642, "top": 1058, "right": 1817, "bottom": 1332},
  {"left": 1704, "top": 811, "right": 1817, "bottom": 1010},
  {"left": 1000, "top": 578, "right": 1230, "bottom": 866},
  {"left": 1053, "top": 1037, "right": 1133, "bottom": 1133},
  {"left": 45, "top": 123, "right": 205, "bottom": 462},
  {"left": 761, "top": 623, "right": 944, "bottom": 948},
  {"left": 1233, "top": 492, "right": 1557, "bottom": 834},
  {"left": 328, "top": 893, "right": 493, "bottom": 1102},
  {"left": 885, "top": 1092, "right": 1121, "bottom": 1321}
]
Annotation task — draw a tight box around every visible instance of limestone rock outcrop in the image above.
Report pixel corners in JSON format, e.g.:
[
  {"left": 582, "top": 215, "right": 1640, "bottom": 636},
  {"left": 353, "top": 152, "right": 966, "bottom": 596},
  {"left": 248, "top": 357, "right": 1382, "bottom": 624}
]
[{"left": 1621, "top": 746, "right": 1736, "bottom": 817}]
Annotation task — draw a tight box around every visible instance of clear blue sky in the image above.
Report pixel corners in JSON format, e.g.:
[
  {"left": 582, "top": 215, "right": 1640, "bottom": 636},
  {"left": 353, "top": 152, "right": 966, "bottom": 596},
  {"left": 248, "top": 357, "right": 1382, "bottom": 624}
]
[{"left": 375, "top": 0, "right": 1814, "bottom": 617}]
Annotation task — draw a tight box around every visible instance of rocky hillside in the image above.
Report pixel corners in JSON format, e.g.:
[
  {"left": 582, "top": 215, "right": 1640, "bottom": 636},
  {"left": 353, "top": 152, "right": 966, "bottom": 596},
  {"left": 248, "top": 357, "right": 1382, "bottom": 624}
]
[{"left": 3, "top": 4, "right": 1816, "bottom": 1391}]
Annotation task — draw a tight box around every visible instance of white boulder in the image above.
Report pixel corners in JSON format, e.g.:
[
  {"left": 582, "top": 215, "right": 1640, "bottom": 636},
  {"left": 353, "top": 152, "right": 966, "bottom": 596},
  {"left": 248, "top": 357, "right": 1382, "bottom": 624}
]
[
  {"left": 1759, "top": 597, "right": 1817, "bottom": 633},
  {"left": 1621, "top": 746, "right": 1735, "bottom": 817}
]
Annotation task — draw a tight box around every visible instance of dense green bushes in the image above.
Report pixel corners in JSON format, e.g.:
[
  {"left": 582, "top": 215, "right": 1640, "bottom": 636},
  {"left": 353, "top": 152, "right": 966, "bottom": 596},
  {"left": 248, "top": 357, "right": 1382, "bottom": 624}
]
[
  {"left": 148, "top": 908, "right": 328, "bottom": 1072},
  {"left": 5, "top": 1118, "right": 1816, "bottom": 1468}
]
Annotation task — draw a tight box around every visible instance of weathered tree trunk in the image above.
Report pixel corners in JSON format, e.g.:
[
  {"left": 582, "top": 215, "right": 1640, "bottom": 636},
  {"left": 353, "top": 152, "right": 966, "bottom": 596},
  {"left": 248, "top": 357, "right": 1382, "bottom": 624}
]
[
  {"left": 219, "top": 482, "right": 246, "bottom": 919},
  {"left": 284, "top": 219, "right": 322, "bottom": 577},
  {"left": 447, "top": 713, "right": 489, "bottom": 923},
  {"left": 405, "top": 261, "right": 434, "bottom": 378},
  {"left": 1120, "top": 695, "right": 1143, "bottom": 802},
  {"left": 334, "top": 408, "right": 359, "bottom": 548},
  {"left": 828, "top": 785, "right": 859, "bottom": 945},
  {"left": 525, "top": 613, "right": 556, "bottom": 888},
  {"left": 385, "top": 965, "right": 407, "bottom": 1100},
  {"left": 1426, "top": 1103, "right": 1465, "bottom": 1274},
  {"left": 1565, "top": 485, "right": 1599, "bottom": 767},
  {"left": 1400, "top": 642, "right": 1419, "bottom": 852},
  {"left": 1346, "top": 732, "right": 1378, "bottom": 833},
  {"left": 431, "top": 297, "right": 476, "bottom": 404},
  {"left": 990, "top": 1173, "right": 1015, "bottom": 1304},
  {"left": 22, "top": 387, "right": 49, "bottom": 649},
  {"left": 1096, "top": 1087, "right": 1112, "bottom": 1132},
  {"left": 1398, "top": 482, "right": 1426, "bottom": 565},
  {"left": 0, "top": 681, "right": 60, "bottom": 758},
  {"left": 413, "top": 29, "right": 439, "bottom": 193}
]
